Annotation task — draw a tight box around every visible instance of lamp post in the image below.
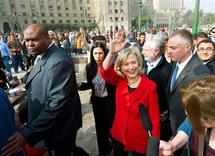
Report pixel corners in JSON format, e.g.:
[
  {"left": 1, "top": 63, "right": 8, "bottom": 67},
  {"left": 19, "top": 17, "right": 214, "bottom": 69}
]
[
  {"left": 138, "top": 0, "right": 142, "bottom": 32},
  {"left": 193, "top": 0, "right": 200, "bottom": 34}
]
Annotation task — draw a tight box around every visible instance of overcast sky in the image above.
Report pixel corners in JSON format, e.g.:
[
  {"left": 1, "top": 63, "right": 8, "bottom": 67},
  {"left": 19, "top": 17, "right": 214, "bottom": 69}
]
[{"left": 184, "top": 0, "right": 215, "bottom": 13}]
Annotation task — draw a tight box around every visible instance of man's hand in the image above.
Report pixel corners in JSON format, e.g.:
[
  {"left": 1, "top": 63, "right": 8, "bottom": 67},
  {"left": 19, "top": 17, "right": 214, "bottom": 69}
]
[{"left": 1, "top": 132, "right": 26, "bottom": 156}]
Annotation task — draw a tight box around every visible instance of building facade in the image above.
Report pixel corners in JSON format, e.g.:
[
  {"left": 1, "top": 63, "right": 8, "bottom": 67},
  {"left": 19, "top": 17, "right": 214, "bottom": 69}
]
[
  {"left": 0, "top": 0, "right": 96, "bottom": 33},
  {"left": 95, "top": 0, "right": 130, "bottom": 33},
  {"left": 0, "top": 0, "right": 130, "bottom": 33}
]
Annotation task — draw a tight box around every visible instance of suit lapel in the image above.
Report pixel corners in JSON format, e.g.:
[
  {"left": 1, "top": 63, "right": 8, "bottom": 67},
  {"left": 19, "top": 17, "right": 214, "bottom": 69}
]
[
  {"left": 171, "top": 66, "right": 189, "bottom": 91},
  {"left": 171, "top": 56, "right": 196, "bottom": 92},
  {"left": 26, "top": 53, "right": 49, "bottom": 85}
]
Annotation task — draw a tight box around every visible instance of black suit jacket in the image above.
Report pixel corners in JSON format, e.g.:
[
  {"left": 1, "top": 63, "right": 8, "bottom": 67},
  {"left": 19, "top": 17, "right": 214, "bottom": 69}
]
[
  {"left": 206, "top": 58, "right": 215, "bottom": 74},
  {"left": 166, "top": 55, "right": 211, "bottom": 134},
  {"left": 145, "top": 56, "right": 172, "bottom": 113},
  {"left": 20, "top": 45, "right": 82, "bottom": 150}
]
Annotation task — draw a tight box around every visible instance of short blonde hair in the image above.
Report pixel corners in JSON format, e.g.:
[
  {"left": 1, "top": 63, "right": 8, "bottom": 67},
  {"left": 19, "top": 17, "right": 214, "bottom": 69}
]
[
  {"left": 114, "top": 46, "right": 144, "bottom": 78},
  {"left": 181, "top": 75, "right": 215, "bottom": 134}
]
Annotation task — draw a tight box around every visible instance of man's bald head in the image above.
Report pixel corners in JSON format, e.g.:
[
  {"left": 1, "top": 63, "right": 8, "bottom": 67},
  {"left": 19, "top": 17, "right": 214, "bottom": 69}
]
[
  {"left": 24, "top": 24, "right": 49, "bottom": 37},
  {"left": 23, "top": 24, "right": 51, "bottom": 56}
]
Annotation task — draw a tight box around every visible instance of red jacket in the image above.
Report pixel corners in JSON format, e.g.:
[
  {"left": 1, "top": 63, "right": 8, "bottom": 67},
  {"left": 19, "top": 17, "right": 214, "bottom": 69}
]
[{"left": 100, "top": 66, "right": 160, "bottom": 153}]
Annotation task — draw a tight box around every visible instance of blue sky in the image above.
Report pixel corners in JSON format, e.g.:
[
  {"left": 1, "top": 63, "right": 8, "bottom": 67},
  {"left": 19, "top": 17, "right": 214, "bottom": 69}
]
[{"left": 184, "top": 0, "right": 215, "bottom": 13}]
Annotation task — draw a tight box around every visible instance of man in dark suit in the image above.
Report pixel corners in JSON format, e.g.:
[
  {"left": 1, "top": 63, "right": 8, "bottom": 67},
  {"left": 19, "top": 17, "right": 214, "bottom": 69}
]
[
  {"left": 209, "top": 27, "right": 215, "bottom": 43},
  {"left": 196, "top": 39, "right": 215, "bottom": 74},
  {"left": 166, "top": 29, "right": 211, "bottom": 136},
  {"left": 1, "top": 24, "right": 82, "bottom": 156},
  {"left": 142, "top": 36, "right": 172, "bottom": 140}
]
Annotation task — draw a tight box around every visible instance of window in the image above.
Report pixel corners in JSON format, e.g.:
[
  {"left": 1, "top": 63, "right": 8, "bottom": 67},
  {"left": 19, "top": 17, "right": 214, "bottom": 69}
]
[
  {"left": 74, "top": 20, "right": 78, "bottom": 23},
  {"left": 110, "top": 17, "right": 112, "bottom": 21},
  {"left": 21, "top": 4, "right": 25, "bottom": 9},
  {"left": 23, "top": 12, "right": 27, "bottom": 16},
  {"left": 40, "top": 5, "right": 44, "bottom": 10},
  {"left": 120, "top": 1, "right": 123, "bottom": 6},
  {"left": 88, "top": 20, "right": 91, "bottom": 23},
  {"left": 73, "top": 13, "right": 77, "bottom": 16},
  {"left": 80, "top": 7, "right": 83, "bottom": 10},
  {"left": 50, "top": 13, "right": 53, "bottom": 16},
  {"left": 32, "top": 12, "right": 36, "bottom": 16},
  {"left": 115, "top": 9, "right": 118, "bottom": 13},
  {"left": 120, "top": 9, "right": 124, "bottom": 13},
  {"left": 121, "top": 17, "right": 123, "bottom": 21},
  {"left": 67, "top": 20, "right": 70, "bottom": 23},
  {"left": 87, "top": 0, "right": 89, "bottom": 4},
  {"left": 57, "top": 6, "right": 61, "bottom": 10},
  {"left": 114, "top": 1, "right": 117, "bottom": 5},
  {"left": 40, "top": 0, "right": 44, "bottom": 4},
  {"left": 66, "top": 13, "right": 69, "bottom": 16},
  {"left": 58, "top": 13, "right": 61, "bottom": 16},
  {"left": 41, "top": 12, "right": 45, "bottom": 16},
  {"left": 59, "top": 20, "right": 62, "bottom": 23},
  {"left": 65, "top": 7, "right": 69, "bottom": 10},
  {"left": 81, "top": 20, "right": 85, "bottom": 23},
  {"left": 24, "top": 20, "right": 28, "bottom": 24},
  {"left": 115, "top": 17, "right": 118, "bottom": 21},
  {"left": 49, "top": 6, "right": 53, "bottom": 11},
  {"left": 42, "top": 20, "right": 46, "bottom": 24},
  {"left": 51, "top": 20, "right": 55, "bottom": 23},
  {"left": 33, "top": 20, "right": 37, "bottom": 23}
]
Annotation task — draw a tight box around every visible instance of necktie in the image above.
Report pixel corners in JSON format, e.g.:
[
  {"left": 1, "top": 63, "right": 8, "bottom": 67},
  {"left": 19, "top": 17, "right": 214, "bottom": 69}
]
[{"left": 170, "top": 65, "right": 179, "bottom": 91}]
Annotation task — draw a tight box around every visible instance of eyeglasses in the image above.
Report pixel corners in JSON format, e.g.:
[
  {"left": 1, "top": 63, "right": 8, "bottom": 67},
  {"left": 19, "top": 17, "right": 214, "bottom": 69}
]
[{"left": 198, "top": 47, "right": 214, "bottom": 53}]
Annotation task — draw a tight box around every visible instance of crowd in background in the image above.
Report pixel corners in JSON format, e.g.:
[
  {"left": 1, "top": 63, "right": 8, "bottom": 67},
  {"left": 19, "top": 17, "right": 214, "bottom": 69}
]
[{"left": 0, "top": 25, "right": 215, "bottom": 156}]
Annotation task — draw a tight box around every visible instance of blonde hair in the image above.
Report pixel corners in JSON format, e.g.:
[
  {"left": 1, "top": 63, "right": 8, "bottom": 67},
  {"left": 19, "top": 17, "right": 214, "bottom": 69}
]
[
  {"left": 181, "top": 75, "right": 215, "bottom": 134},
  {"left": 114, "top": 46, "right": 144, "bottom": 78}
]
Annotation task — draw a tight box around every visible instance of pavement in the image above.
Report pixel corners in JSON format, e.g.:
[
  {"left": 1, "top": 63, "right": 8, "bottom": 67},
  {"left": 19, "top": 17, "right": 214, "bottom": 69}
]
[{"left": 13, "top": 70, "right": 100, "bottom": 155}]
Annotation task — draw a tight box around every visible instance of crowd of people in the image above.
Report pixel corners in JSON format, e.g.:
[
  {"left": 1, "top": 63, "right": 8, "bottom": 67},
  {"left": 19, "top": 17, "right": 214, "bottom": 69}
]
[{"left": 0, "top": 24, "right": 215, "bottom": 156}]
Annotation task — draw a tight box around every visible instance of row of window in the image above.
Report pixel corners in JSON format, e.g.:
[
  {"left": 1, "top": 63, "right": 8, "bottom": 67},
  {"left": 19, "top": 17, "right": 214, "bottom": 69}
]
[
  {"left": 24, "top": 19, "right": 93, "bottom": 24},
  {"left": 21, "top": 4, "right": 78, "bottom": 11},
  {"left": 109, "top": 9, "right": 124, "bottom": 14},
  {"left": 108, "top": 1, "right": 124, "bottom": 6},
  {"left": 22, "top": 12, "right": 90, "bottom": 17},
  {"left": 110, "top": 17, "right": 124, "bottom": 22}
]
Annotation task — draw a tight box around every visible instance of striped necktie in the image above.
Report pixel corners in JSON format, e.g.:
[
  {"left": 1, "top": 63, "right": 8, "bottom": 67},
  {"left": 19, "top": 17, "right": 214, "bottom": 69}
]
[{"left": 170, "top": 65, "right": 179, "bottom": 91}]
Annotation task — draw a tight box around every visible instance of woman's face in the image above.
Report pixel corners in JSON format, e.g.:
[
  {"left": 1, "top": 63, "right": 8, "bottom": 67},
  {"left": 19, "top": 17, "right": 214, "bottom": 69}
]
[
  {"left": 93, "top": 47, "right": 105, "bottom": 65},
  {"left": 121, "top": 53, "right": 139, "bottom": 80}
]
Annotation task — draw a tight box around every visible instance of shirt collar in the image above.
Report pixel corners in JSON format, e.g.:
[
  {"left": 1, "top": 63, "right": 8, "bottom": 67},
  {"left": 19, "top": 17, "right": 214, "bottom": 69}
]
[
  {"left": 176, "top": 54, "right": 193, "bottom": 76},
  {"left": 147, "top": 55, "right": 162, "bottom": 67}
]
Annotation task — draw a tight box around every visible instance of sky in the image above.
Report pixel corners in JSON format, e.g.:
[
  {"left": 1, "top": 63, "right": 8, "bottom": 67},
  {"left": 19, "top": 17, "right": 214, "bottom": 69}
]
[{"left": 184, "top": 0, "right": 215, "bottom": 13}]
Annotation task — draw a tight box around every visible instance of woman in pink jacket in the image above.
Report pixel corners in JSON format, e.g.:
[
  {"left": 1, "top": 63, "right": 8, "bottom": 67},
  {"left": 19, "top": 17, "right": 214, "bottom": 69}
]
[{"left": 100, "top": 31, "right": 160, "bottom": 156}]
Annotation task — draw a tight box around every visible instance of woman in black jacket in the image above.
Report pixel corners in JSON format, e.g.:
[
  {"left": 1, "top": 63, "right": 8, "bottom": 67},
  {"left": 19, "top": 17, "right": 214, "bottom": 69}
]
[{"left": 78, "top": 43, "right": 116, "bottom": 156}]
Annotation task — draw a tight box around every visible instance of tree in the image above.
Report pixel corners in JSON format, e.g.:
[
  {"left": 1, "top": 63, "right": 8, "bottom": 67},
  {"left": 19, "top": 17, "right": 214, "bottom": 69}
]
[{"left": 133, "top": 16, "right": 152, "bottom": 31}]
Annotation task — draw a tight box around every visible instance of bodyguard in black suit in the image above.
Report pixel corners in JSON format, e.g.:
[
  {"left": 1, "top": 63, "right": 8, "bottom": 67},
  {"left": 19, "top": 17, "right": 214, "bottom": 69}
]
[
  {"left": 142, "top": 37, "right": 172, "bottom": 140},
  {"left": 166, "top": 30, "right": 211, "bottom": 136},
  {"left": 196, "top": 39, "right": 215, "bottom": 74},
  {"left": 2, "top": 24, "right": 82, "bottom": 156}
]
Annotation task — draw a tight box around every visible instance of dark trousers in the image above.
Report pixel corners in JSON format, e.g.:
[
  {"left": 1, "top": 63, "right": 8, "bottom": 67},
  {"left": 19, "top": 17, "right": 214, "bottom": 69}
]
[
  {"left": 48, "top": 133, "right": 77, "bottom": 156},
  {"left": 91, "top": 95, "right": 115, "bottom": 155},
  {"left": 12, "top": 55, "right": 25, "bottom": 72},
  {"left": 112, "top": 139, "right": 146, "bottom": 156}
]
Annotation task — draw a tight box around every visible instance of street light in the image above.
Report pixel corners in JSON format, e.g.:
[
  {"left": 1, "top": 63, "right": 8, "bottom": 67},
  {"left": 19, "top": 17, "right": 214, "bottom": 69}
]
[
  {"left": 138, "top": 0, "right": 142, "bottom": 32},
  {"left": 193, "top": 0, "right": 200, "bottom": 34}
]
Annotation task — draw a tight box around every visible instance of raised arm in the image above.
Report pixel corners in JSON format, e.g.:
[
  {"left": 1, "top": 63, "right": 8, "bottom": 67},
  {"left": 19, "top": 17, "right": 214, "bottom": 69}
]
[{"left": 102, "top": 31, "right": 127, "bottom": 70}]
